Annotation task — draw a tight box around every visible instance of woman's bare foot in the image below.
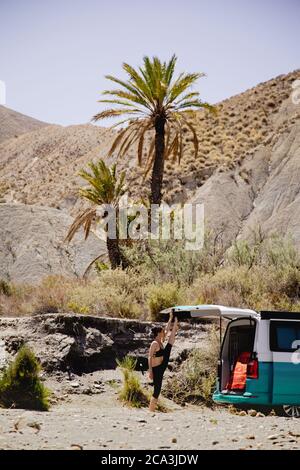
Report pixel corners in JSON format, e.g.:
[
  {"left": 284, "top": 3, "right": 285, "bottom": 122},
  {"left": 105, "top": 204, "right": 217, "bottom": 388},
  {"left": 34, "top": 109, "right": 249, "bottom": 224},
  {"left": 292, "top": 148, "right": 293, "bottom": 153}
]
[{"left": 149, "top": 397, "right": 158, "bottom": 412}]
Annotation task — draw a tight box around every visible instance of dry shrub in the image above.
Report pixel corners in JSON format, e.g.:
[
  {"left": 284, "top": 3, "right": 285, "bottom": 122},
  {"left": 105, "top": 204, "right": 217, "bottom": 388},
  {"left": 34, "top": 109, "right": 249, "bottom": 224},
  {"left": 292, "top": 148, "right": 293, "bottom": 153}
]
[
  {"left": 163, "top": 327, "right": 219, "bottom": 406},
  {"left": 147, "top": 283, "right": 183, "bottom": 321},
  {"left": 32, "top": 275, "right": 73, "bottom": 314},
  {"left": 95, "top": 269, "right": 147, "bottom": 318}
]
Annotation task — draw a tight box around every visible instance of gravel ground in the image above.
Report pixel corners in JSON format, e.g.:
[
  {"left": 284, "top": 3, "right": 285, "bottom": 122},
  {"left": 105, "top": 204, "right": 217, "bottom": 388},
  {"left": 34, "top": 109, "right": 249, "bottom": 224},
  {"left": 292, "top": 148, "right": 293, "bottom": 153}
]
[{"left": 1, "top": 370, "right": 300, "bottom": 450}]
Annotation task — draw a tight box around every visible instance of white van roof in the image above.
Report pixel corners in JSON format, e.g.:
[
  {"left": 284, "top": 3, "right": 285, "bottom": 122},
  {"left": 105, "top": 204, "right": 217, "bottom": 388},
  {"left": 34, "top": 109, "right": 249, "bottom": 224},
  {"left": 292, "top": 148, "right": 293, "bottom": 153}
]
[{"left": 161, "top": 304, "right": 259, "bottom": 320}]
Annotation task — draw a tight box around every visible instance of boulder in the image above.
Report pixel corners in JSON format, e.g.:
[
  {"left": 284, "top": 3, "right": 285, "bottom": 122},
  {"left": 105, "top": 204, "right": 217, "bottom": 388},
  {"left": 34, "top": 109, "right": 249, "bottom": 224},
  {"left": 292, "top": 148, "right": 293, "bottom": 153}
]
[{"left": 0, "top": 203, "right": 106, "bottom": 283}]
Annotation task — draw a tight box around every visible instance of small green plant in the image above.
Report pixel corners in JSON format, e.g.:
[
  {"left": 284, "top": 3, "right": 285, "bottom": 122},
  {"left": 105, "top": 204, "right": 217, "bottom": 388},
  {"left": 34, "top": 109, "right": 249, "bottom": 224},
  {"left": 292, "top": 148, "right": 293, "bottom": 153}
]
[
  {"left": 0, "top": 345, "right": 50, "bottom": 411},
  {"left": 94, "top": 261, "right": 109, "bottom": 273},
  {"left": 117, "top": 356, "right": 148, "bottom": 408},
  {"left": 106, "top": 379, "right": 119, "bottom": 389},
  {"left": 117, "top": 356, "right": 168, "bottom": 411},
  {"left": 67, "top": 301, "right": 90, "bottom": 314},
  {"left": 0, "top": 279, "right": 13, "bottom": 297}
]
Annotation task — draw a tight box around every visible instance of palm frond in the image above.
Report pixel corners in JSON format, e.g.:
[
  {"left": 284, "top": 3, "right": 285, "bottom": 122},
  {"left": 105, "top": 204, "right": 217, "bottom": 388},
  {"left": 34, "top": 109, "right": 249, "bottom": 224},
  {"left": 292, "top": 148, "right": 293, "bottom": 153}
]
[
  {"left": 92, "top": 108, "right": 141, "bottom": 121},
  {"left": 65, "top": 207, "right": 97, "bottom": 242}
]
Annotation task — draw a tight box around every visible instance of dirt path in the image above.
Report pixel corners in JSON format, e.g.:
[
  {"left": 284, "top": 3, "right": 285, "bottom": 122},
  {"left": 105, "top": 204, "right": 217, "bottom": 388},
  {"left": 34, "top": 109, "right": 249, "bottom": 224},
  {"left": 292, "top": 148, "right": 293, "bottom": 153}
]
[{"left": 0, "top": 371, "right": 300, "bottom": 450}]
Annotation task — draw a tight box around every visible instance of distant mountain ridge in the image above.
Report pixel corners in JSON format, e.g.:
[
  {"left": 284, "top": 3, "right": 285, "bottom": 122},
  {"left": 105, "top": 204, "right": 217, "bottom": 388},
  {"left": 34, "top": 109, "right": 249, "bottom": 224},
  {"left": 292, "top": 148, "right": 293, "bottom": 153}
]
[{"left": 0, "top": 105, "right": 48, "bottom": 144}]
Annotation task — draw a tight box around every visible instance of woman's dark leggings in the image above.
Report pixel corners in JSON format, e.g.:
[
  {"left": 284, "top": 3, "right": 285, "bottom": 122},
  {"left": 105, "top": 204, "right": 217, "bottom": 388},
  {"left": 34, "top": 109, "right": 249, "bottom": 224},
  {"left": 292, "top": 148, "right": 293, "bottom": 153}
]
[{"left": 152, "top": 343, "right": 172, "bottom": 399}]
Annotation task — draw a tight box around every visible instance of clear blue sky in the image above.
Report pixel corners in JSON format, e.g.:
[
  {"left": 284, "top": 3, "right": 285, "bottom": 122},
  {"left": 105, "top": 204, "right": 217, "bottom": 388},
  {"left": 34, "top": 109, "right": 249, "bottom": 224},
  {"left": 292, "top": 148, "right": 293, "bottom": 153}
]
[{"left": 0, "top": 0, "right": 299, "bottom": 125}]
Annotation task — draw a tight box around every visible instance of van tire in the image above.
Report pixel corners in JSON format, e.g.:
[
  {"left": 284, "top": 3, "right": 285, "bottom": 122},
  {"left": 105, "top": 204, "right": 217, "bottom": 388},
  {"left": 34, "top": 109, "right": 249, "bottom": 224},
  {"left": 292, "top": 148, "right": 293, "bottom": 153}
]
[{"left": 282, "top": 405, "right": 300, "bottom": 418}]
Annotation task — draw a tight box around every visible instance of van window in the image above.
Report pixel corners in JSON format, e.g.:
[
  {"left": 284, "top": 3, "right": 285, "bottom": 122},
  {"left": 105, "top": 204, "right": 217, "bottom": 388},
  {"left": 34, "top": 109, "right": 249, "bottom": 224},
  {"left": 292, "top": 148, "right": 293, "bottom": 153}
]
[{"left": 270, "top": 321, "right": 300, "bottom": 352}]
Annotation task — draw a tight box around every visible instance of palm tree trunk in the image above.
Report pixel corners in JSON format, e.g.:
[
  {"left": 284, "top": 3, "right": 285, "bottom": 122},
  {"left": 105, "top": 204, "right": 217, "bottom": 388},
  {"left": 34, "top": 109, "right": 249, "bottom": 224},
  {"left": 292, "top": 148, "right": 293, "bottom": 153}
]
[
  {"left": 106, "top": 236, "right": 128, "bottom": 269},
  {"left": 150, "top": 115, "right": 166, "bottom": 205}
]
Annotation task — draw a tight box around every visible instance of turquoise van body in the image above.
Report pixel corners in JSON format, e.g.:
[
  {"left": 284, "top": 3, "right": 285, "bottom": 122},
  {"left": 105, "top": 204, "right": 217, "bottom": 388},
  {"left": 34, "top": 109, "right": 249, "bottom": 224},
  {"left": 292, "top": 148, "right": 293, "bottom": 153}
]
[{"left": 161, "top": 305, "right": 300, "bottom": 417}]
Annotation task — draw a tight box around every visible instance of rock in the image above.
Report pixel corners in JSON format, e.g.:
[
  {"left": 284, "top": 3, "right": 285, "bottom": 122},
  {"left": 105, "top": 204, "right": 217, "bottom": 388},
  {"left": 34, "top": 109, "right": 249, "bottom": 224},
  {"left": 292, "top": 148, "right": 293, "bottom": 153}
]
[
  {"left": 246, "top": 435, "right": 255, "bottom": 440},
  {"left": 0, "top": 203, "right": 106, "bottom": 284},
  {"left": 267, "top": 434, "right": 280, "bottom": 440},
  {"left": 70, "top": 381, "right": 80, "bottom": 388},
  {"left": 289, "top": 431, "right": 300, "bottom": 438},
  {"left": 239, "top": 411, "right": 247, "bottom": 416},
  {"left": 248, "top": 409, "right": 257, "bottom": 417},
  {"left": 70, "top": 444, "right": 83, "bottom": 450},
  {"left": 256, "top": 412, "right": 265, "bottom": 418},
  {"left": 212, "top": 441, "right": 219, "bottom": 445},
  {"left": 27, "top": 422, "right": 41, "bottom": 433},
  {"left": 171, "top": 437, "right": 177, "bottom": 443}
]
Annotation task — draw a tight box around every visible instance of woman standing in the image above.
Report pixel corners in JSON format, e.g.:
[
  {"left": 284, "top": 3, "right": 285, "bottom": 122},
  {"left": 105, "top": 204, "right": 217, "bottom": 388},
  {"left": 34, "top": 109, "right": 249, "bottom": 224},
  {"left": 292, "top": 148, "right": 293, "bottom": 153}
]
[{"left": 148, "top": 312, "right": 179, "bottom": 412}]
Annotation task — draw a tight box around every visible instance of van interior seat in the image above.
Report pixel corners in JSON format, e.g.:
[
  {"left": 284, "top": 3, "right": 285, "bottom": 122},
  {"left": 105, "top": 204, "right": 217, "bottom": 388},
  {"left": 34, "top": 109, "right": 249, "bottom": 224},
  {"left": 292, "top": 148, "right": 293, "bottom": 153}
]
[{"left": 226, "top": 351, "right": 251, "bottom": 391}]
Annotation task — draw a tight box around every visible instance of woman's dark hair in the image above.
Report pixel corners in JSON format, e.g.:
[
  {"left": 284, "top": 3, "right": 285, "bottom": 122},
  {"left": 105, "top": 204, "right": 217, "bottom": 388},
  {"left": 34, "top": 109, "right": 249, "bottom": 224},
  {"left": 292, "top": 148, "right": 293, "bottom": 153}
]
[{"left": 150, "top": 326, "right": 163, "bottom": 339}]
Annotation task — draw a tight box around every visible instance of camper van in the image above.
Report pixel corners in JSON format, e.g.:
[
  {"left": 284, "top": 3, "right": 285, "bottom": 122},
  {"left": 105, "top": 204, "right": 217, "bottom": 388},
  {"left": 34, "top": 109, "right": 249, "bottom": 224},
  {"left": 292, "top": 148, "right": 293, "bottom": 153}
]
[{"left": 161, "top": 305, "right": 300, "bottom": 418}]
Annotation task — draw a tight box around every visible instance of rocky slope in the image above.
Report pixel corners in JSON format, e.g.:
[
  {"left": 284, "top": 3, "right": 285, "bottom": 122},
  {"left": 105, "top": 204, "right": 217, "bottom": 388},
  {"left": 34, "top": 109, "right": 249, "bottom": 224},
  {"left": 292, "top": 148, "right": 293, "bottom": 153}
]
[
  {"left": 0, "top": 203, "right": 106, "bottom": 283},
  {"left": 0, "top": 124, "right": 115, "bottom": 209},
  {"left": 0, "top": 105, "right": 48, "bottom": 144},
  {"left": 191, "top": 90, "right": 300, "bottom": 247}
]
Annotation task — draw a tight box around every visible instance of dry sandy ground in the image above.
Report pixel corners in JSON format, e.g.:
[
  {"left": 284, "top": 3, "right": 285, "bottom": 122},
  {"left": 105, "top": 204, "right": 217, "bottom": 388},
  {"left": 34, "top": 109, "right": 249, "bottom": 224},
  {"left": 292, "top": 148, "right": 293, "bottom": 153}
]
[{"left": 0, "top": 370, "right": 300, "bottom": 451}]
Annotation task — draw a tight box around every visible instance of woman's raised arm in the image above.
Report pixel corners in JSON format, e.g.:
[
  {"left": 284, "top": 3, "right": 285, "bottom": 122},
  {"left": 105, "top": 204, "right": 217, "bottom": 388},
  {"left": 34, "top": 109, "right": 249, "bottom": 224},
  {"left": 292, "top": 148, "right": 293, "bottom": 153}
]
[{"left": 164, "top": 311, "right": 174, "bottom": 335}]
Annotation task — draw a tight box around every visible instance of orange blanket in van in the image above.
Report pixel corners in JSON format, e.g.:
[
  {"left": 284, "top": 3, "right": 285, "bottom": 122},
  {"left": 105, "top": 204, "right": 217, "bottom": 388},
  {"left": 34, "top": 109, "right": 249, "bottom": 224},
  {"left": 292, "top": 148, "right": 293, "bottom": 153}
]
[{"left": 228, "top": 352, "right": 251, "bottom": 391}]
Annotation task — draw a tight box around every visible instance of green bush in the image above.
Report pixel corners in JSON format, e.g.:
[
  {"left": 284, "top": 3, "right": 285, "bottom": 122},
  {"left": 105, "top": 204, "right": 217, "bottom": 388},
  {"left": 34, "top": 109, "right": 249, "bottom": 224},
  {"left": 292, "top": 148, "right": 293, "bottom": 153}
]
[
  {"left": 0, "top": 345, "right": 50, "bottom": 411},
  {"left": 147, "top": 282, "right": 182, "bottom": 321},
  {"left": 265, "top": 236, "right": 299, "bottom": 268},
  {"left": 117, "top": 356, "right": 148, "bottom": 408}
]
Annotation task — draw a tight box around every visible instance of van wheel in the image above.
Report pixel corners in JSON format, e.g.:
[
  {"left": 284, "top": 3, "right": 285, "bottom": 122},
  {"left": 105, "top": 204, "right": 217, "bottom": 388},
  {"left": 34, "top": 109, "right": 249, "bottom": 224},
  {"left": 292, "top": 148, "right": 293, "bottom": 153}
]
[{"left": 282, "top": 405, "right": 300, "bottom": 418}]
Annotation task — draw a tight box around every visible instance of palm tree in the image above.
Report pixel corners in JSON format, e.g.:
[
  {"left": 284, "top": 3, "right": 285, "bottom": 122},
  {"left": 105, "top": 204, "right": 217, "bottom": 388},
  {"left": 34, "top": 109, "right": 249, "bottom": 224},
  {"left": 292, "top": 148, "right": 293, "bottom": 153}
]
[
  {"left": 66, "top": 159, "right": 127, "bottom": 269},
  {"left": 93, "top": 55, "right": 215, "bottom": 205}
]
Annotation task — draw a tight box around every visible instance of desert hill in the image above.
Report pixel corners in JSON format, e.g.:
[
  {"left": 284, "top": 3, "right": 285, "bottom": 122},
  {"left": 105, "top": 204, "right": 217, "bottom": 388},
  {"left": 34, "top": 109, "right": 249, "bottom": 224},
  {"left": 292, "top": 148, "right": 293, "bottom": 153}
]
[
  {"left": 0, "top": 70, "right": 299, "bottom": 211},
  {"left": 0, "top": 105, "right": 48, "bottom": 144},
  {"left": 0, "top": 123, "right": 115, "bottom": 210}
]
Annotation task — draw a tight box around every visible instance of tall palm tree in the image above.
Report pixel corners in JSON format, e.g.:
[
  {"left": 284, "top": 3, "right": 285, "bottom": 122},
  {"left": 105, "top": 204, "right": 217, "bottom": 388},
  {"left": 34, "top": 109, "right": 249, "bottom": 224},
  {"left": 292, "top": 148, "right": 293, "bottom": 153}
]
[
  {"left": 93, "top": 55, "right": 215, "bottom": 205},
  {"left": 66, "top": 159, "right": 127, "bottom": 269}
]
